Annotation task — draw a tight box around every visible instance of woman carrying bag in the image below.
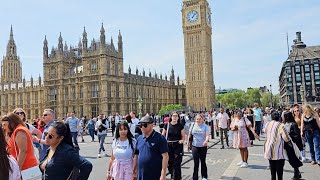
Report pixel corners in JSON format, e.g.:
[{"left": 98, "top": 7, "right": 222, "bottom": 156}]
[{"left": 161, "top": 112, "right": 185, "bottom": 180}]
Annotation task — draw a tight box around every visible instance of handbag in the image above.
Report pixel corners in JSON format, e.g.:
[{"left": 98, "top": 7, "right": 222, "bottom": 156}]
[
  {"left": 188, "top": 123, "right": 195, "bottom": 150},
  {"left": 13, "top": 138, "right": 42, "bottom": 180}
]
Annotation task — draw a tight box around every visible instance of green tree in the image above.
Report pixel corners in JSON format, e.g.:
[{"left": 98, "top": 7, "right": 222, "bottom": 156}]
[{"left": 158, "top": 104, "right": 182, "bottom": 116}]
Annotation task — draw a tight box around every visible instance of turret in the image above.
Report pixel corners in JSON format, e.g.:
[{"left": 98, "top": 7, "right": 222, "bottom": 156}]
[
  {"left": 149, "top": 70, "right": 152, "bottom": 77},
  {"left": 170, "top": 67, "right": 175, "bottom": 85},
  {"left": 160, "top": 74, "right": 163, "bottom": 80},
  {"left": 177, "top": 76, "right": 180, "bottom": 85},
  {"left": 78, "top": 39, "right": 82, "bottom": 55},
  {"left": 136, "top": 67, "right": 139, "bottom": 75},
  {"left": 58, "top": 32, "right": 63, "bottom": 52},
  {"left": 100, "top": 23, "right": 106, "bottom": 47},
  {"left": 142, "top": 69, "right": 145, "bottom": 76},
  {"left": 165, "top": 74, "right": 168, "bottom": 81},
  {"left": 64, "top": 41, "right": 68, "bottom": 51},
  {"left": 111, "top": 37, "right": 115, "bottom": 50},
  {"left": 38, "top": 75, "right": 41, "bottom": 86},
  {"left": 118, "top": 30, "right": 123, "bottom": 57},
  {"left": 128, "top": 65, "right": 131, "bottom": 74},
  {"left": 6, "top": 25, "right": 17, "bottom": 56},
  {"left": 43, "top": 35, "right": 48, "bottom": 59},
  {"left": 30, "top": 76, "right": 33, "bottom": 87},
  {"left": 82, "top": 27, "right": 88, "bottom": 50},
  {"left": 23, "top": 77, "right": 26, "bottom": 88}
]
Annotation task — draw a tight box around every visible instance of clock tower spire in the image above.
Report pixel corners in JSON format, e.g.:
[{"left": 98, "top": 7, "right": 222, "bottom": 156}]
[{"left": 182, "top": 0, "right": 215, "bottom": 111}]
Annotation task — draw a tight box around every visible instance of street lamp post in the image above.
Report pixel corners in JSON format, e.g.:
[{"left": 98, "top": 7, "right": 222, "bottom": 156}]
[
  {"left": 300, "top": 85, "right": 305, "bottom": 105},
  {"left": 137, "top": 95, "right": 143, "bottom": 119},
  {"left": 270, "top": 84, "right": 273, "bottom": 107}
]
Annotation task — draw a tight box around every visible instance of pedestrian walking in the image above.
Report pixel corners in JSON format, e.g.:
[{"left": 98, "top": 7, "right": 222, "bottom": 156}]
[
  {"left": 86, "top": 117, "right": 96, "bottom": 142},
  {"left": 245, "top": 108, "right": 255, "bottom": 145},
  {"left": 161, "top": 112, "right": 185, "bottom": 180},
  {"left": 253, "top": 103, "right": 263, "bottom": 137},
  {"left": 293, "top": 106, "right": 310, "bottom": 163},
  {"left": 231, "top": 111, "right": 259, "bottom": 168},
  {"left": 300, "top": 104, "right": 320, "bottom": 165},
  {"left": 264, "top": 111, "right": 291, "bottom": 180},
  {"left": 133, "top": 116, "right": 169, "bottom": 180},
  {"left": 283, "top": 111, "right": 303, "bottom": 180},
  {"left": 95, "top": 114, "right": 109, "bottom": 158},
  {"left": 216, "top": 107, "right": 230, "bottom": 149},
  {"left": 187, "top": 114, "right": 210, "bottom": 180},
  {"left": 40, "top": 122, "right": 92, "bottom": 180},
  {"left": 65, "top": 112, "right": 80, "bottom": 146},
  {"left": 107, "top": 122, "right": 136, "bottom": 180}
]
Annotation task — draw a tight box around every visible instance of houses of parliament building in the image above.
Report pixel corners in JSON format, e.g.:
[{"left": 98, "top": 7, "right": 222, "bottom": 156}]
[
  {"left": 0, "top": 0, "right": 216, "bottom": 119},
  {"left": 0, "top": 25, "right": 186, "bottom": 118}
]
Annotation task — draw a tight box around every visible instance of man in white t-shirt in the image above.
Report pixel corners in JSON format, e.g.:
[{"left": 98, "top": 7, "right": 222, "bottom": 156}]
[
  {"left": 216, "top": 108, "right": 230, "bottom": 149},
  {"left": 130, "top": 111, "right": 140, "bottom": 138}
]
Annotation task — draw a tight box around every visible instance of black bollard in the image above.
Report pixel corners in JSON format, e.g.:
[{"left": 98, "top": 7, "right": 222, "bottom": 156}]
[{"left": 211, "top": 120, "right": 214, "bottom": 139}]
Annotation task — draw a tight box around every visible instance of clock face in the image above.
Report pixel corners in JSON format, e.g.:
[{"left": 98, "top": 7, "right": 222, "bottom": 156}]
[{"left": 187, "top": 10, "right": 199, "bottom": 23}]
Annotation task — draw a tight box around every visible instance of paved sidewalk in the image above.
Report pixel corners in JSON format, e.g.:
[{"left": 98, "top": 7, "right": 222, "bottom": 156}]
[{"left": 220, "top": 136, "right": 320, "bottom": 180}]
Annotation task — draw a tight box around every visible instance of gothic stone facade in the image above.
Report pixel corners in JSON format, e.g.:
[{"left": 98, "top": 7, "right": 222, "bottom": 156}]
[
  {"left": 182, "top": 0, "right": 215, "bottom": 111},
  {"left": 0, "top": 26, "right": 186, "bottom": 119}
]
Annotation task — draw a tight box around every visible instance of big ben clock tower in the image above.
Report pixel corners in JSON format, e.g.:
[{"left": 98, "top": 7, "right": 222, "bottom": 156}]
[{"left": 182, "top": 0, "right": 215, "bottom": 111}]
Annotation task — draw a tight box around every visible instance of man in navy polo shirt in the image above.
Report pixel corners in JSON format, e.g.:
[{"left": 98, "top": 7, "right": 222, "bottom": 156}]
[{"left": 133, "top": 116, "right": 169, "bottom": 180}]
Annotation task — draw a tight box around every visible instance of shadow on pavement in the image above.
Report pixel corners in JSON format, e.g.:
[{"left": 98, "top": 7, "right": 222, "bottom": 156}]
[
  {"left": 220, "top": 176, "right": 243, "bottom": 180},
  {"left": 248, "top": 164, "right": 268, "bottom": 170}
]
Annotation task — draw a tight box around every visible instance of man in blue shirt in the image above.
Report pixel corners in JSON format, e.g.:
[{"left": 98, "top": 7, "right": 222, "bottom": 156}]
[
  {"left": 253, "top": 103, "right": 263, "bottom": 137},
  {"left": 65, "top": 112, "right": 80, "bottom": 146},
  {"left": 133, "top": 116, "right": 169, "bottom": 180},
  {"left": 33, "top": 109, "right": 56, "bottom": 161}
]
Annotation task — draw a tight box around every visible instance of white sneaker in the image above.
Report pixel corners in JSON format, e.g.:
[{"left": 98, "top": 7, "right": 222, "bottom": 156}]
[
  {"left": 240, "top": 162, "right": 248, "bottom": 168},
  {"left": 102, "top": 151, "right": 106, "bottom": 157},
  {"left": 97, "top": 153, "right": 101, "bottom": 158},
  {"left": 237, "top": 161, "right": 244, "bottom": 166}
]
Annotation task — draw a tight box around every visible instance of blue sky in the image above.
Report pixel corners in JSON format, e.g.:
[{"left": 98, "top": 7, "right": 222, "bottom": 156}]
[{"left": 1, "top": 0, "right": 320, "bottom": 93}]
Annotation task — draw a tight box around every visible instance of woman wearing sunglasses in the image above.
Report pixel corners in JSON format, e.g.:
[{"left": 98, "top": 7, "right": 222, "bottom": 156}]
[
  {"left": 161, "top": 112, "right": 185, "bottom": 180},
  {"left": 293, "top": 107, "right": 309, "bottom": 163},
  {"left": 40, "top": 122, "right": 92, "bottom": 180},
  {"left": 107, "top": 122, "right": 136, "bottom": 180},
  {"left": 13, "top": 108, "right": 43, "bottom": 141},
  {"left": 1, "top": 113, "right": 39, "bottom": 171}
]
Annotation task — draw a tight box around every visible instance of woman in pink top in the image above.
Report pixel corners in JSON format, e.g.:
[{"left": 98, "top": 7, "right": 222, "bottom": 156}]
[
  {"left": 107, "top": 122, "right": 136, "bottom": 180},
  {"left": 231, "top": 111, "right": 259, "bottom": 168}
]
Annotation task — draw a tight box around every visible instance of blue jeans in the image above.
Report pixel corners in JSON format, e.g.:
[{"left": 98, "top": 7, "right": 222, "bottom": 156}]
[
  {"left": 71, "top": 132, "right": 79, "bottom": 146},
  {"left": 305, "top": 129, "right": 320, "bottom": 162},
  {"left": 89, "top": 129, "right": 95, "bottom": 141},
  {"left": 98, "top": 134, "right": 106, "bottom": 153}
]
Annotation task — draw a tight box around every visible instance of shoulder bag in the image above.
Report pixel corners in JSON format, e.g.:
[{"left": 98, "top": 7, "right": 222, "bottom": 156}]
[
  {"left": 188, "top": 123, "right": 195, "bottom": 150},
  {"left": 13, "top": 138, "right": 42, "bottom": 180}
]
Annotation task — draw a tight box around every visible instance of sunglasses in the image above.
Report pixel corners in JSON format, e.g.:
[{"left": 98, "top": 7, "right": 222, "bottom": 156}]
[
  {"left": 44, "top": 132, "right": 55, "bottom": 139},
  {"left": 42, "top": 114, "right": 49, "bottom": 117},
  {"left": 15, "top": 112, "right": 24, "bottom": 115},
  {"left": 139, "top": 123, "right": 150, "bottom": 128}
]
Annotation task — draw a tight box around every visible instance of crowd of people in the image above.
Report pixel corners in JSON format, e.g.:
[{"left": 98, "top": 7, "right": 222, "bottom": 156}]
[{"left": 0, "top": 102, "right": 320, "bottom": 180}]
